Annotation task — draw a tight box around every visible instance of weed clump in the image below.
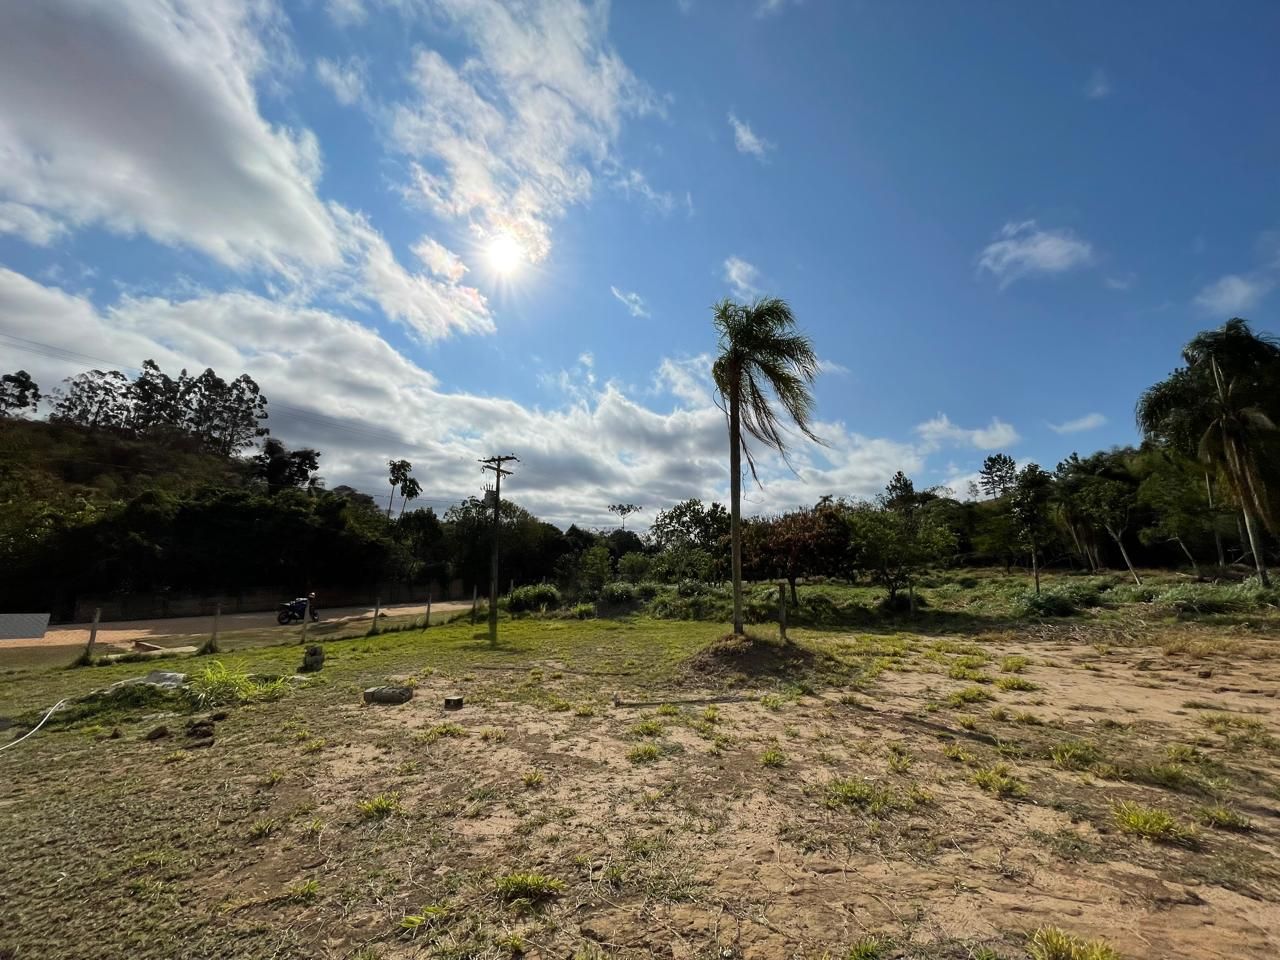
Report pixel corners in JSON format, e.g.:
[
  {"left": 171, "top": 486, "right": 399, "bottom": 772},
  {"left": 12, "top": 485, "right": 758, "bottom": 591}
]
[
  {"left": 1112, "top": 800, "right": 1195, "bottom": 843},
  {"left": 971, "top": 763, "right": 1026, "bottom": 798},
  {"left": 356, "top": 792, "right": 403, "bottom": 820},
  {"left": 494, "top": 873, "right": 564, "bottom": 902},
  {"left": 1027, "top": 926, "right": 1121, "bottom": 960},
  {"left": 189, "top": 661, "right": 289, "bottom": 708}
]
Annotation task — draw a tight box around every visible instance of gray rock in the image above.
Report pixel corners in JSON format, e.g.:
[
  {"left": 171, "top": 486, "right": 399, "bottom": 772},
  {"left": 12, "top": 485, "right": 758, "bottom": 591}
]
[
  {"left": 143, "top": 724, "right": 171, "bottom": 741},
  {"left": 364, "top": 685, "right": 413, "bottom": 705},
  {"left": 300, "top": 644, "right": 325, "bottom": 673}
]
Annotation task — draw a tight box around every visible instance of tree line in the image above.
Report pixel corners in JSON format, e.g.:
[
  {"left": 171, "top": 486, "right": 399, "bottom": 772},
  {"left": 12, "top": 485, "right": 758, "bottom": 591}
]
[{"left": 2, "top": 315, "right": 1277, "bottom": 620}]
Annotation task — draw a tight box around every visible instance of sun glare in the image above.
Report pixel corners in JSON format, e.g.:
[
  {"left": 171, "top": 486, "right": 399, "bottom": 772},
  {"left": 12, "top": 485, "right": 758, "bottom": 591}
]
[{"left": 485, "top": 232, "right": 524, "bottom": 275}]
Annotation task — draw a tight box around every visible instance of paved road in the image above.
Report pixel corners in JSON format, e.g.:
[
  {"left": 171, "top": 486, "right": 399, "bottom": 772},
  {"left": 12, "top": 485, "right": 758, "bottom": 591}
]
[{"left": 26, "top": 601, "right": 472, "bottom": 648}]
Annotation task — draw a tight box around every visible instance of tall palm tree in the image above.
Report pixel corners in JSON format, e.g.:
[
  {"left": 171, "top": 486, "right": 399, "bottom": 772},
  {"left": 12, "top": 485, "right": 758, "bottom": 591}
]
[
  {"left": 1137, "top": 319, "right": 1280, "bottom": 585},
  {"left": 711, "top": 297, "right": 821, "bottom": 635}
]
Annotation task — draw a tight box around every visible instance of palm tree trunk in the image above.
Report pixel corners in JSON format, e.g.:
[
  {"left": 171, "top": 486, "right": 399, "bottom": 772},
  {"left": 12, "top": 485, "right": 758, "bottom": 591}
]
[
  {"left": 1241, "top": 505, "right": 1271, "bottom": 587},
  {"left": 729, "top": 385, "right": 744, "bottom": 635},
  {"left": 1107, "top": 527, "right": 1142, "bottom": 585},
  {"left": 1204, "top": 471, "right": 1226, "bottom": 568}
]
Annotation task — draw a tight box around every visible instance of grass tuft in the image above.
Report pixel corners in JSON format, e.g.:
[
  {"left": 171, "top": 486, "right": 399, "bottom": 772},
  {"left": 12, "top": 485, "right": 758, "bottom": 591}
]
[
  {"left": 493, "top": 872, "right": 564, "bottom": 902},
  {"left": 970, "top": 763, "right": 1026, "bottom": 798},
  {"left": 627, "top": 743, "right": 662, "bottom": 764},
  {"left": 356, "top": 792, "right": 403, "bottom": 820},
  {"left": 760, "top": 746, "right": 787, "bottom": 768},
  {"left": 1027, "top": 926, "right": 1121, "bottom": 960},
  {"left": 1112, "top": 800, "right": 1195, "bottom": 843}
]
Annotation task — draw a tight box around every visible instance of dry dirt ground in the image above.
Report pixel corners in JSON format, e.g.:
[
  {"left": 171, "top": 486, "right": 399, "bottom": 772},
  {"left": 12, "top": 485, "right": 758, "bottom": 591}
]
[{"left": 2, "top": 617, "right": 1279, "bottom": 959}]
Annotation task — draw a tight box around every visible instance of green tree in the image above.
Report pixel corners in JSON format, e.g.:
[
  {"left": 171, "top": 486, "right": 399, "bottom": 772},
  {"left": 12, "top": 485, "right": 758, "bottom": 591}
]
[
  {"left": 607, "top": 503, "right": 642, "bottom": 529},
  {"left": 386, "top": 459, "right": 412, "bottom": 519},
  {"left": 1010, "top": 463, "right": 1053, "bottom": 594},
  {"left": 978, "top": 453, "right": 1017, "bottom": 499},
  {"left": 1078, "top": 474, "right": 1143, "bottom": 585},
  {"left": 253, "top": 438, "right": 321, "bottom": 495},
  {"left": 1138, "top": 318, "right": 1280, "bottom": 584},
  {"left": 846, "top": 502, "right": 955, "bottom": 611},
  {"left": 0, "top": 370, "right": 41, "bottom": 417},
  {"left": 51, "top": 369, "right": 131, "bottom": 431},
  {"left": 579, "top": 542, "right": 613, "bottom": 596},
  {"left": 711, "top": 296, "right": 821, "bottom": 635},
  {"left": 1136, "top": 450, "right": 1213, "bottom": 576},
  {"left": 398, "top": 476, "right": 422, "bottom": 518}
]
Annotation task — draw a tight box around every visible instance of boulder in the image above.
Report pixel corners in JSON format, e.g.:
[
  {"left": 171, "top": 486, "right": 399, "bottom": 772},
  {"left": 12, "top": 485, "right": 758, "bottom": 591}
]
[
  {"left": 143, "top": 724, "right": 171, "bottom": 741},
  {"left": 364, "top": 685, "right": 413, "bottom": 705}
]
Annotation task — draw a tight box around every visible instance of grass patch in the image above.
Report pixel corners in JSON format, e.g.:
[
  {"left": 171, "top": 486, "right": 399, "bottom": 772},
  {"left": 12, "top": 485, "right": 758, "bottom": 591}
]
[
  {"left": 356, "top": 792, "right": 403, "bottom": 821},
  {"left": 971, "top": 763, "right": 1026, "bottom": 798},
  {"left": 1000, "top": 655, "right": 1030, "bottom": 673},
  {"left": 760, "top": 746, "right": 787, "bottom": 768},
  {"left": 948, "top": 686, "right": 994, "bottom": 707},
  {"left": 632, "top": 718, "right": 665, "bottom": 737},
  {"left": 1027, "top": 926, "right": 1121, "bottom": 960},
  {"left": 995, "top": 675, "right": 1039, "bottom": 692},
  {"left": 1050, "top": 741, "right": 1100, "bottom": 771},
  {"left": 627, "top": 743, "right": 662, "bottom": 764},
  {"left": 1196, "top": 804, "right": 1252, "bottom": 831},
  {"left": 846, "top": 937, "right": 884, "bottom": 960},
  {"left": 493, "top": 872, "right": 564, "bottom": 903},
  {"left": 1112, "top": 800, "right": 1195, "bottom": 843},
  {"left": 416, "top": 723, "right": 467, "bottom": 744},
  {"left": 825, "top": 778, "right": 920, "bottom": 817}
]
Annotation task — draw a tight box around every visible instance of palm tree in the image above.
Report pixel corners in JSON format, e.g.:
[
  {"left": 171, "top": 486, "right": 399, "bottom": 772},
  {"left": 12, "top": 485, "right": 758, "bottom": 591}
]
[
  {"left": 711, "top": 297, "right": 821, "bottom": 635},
  {"left": 1137, "top": 319, "right": 1280, "bottom": 585}
]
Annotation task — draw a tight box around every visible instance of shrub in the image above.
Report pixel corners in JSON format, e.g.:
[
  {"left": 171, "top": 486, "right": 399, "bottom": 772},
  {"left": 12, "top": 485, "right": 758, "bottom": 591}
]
[
  {"left": 1106, "top": 583, "right": 1158, "bottom": 604},
  {"left": 598, "top": 581, "right": 638, "bottom": 606},
  {"left": 1153, "top": 581, "right": 1278, "bottom": 615},
  {"left": 1014, "top": 587, "right": 1084, "bottom": 618},
  {"left": 677, "top": 578, "right": 711, "bottom": 597},
  {"left": 189, "top": 661, "right": 288, "bottom": 708},
  {"left": 508, "top": 584, "right": 561, "bottom": 613},
  {"left": 616, "top": 552, "right": 652, "bottom": 583},
  {"left": 634, "top": 580, "right": 662, "bottom": 600},
  {"left": 571, "top": 602, "right": 595, "bottom": 620}
]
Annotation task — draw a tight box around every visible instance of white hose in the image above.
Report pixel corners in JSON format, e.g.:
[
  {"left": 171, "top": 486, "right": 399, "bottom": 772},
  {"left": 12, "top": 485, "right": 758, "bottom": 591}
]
[{"left": 0, "top": 699, "right": 68, "bottom": 752}]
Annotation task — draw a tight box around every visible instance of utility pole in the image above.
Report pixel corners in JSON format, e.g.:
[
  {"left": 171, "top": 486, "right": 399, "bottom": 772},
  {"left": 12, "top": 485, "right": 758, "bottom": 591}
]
[{"left": 479, "top": 454, "right": 518, "bottom": 645}]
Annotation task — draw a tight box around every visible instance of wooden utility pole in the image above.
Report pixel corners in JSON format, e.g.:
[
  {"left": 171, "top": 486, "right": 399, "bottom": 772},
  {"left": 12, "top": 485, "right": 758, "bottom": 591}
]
[{"left": 479, "top": 454, "right": 519, "bottom": 646}]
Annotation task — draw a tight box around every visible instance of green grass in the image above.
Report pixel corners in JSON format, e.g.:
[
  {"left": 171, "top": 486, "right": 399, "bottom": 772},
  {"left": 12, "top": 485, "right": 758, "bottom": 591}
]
[
  {"left": 760, "top": 746, "right": 787, "bottom": 768},
  {"left": 627, "top": 743, "right": 662, "bottom": 764},
  {"left": 995, "top": 675, "right": 1039, "bottom": 692},
  {"left": 1112, "top": 800, "right": 1195, "bottom": 843},
  {"left": 1195, "top": 804, "right": 1252, "bottom": 831},
  {"left": 971, "top": 763, "right": 1026, "bottom": 798},
  {"left": 1050, "top": 741, "right": 1100, "bottom": 771},
  {"left": 846, "top": 937, "right": 884, "bottom": 959},
  {"left": 825, "top": 778, "right": 918, "bottom": 817},
  {"left": 1000, "top": 655, "right": 1030, "bottom": 673},
  {"left": 1027, "top": 926, "right": 1121, "bottom": 960},
  {"left": 948, "top": 686, "right": 995, "bottom": 707},
  {"left": 356, "top": 792, "right": 403, "bottom": 821},
  {"left": 632, "top": 718, "right": 665, "bottom": 737},
  {"left": 493, "top": 872, "right": 564, "bottom": 902}
]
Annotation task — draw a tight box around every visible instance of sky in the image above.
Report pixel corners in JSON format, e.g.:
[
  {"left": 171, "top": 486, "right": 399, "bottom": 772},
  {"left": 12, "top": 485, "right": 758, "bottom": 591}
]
[{"left": 1, "top": 0, "right": 1278, "bottom": 528}]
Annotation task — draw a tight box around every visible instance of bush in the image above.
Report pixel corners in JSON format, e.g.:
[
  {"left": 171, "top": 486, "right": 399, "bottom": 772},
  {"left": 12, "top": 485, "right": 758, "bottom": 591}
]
[
  {"left": 1106, "top": 583, "right": 1159, "bottom": 604},
  {"left": 616, "top": 552, "right": 652, "bottom": 583},
  {"left": 634, "top": 581, "right": 662, "bottom": 600},
  {"left": 508, "top": 583, "right": 561, "bottom": 613},
  {"left": 677, "top": 578, "right": 711, "bottom": 597},
  {"left": 571, "top": 602, "right": 595, "bottom": 620},
  {"left": 598, "top": 581, "right": 638, "bottom": 606},
  {"left": 1153, "top": 581, "right": 1278, "bottom": 615},
  {"left": 1008, "top": 583, "right": 1100, "bottom": 619}
]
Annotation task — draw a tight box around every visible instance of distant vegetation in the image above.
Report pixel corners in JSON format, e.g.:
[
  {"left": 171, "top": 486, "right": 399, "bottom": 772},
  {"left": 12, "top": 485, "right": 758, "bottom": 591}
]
[{"left": 1, "top": 316, "right": 1278, "bottom": 621}]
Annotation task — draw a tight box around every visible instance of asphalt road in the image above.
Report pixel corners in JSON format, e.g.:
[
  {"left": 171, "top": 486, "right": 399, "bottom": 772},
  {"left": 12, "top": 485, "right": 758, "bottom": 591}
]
[{"left": 26, "top": 600, "right": 472, "bottom": 648}]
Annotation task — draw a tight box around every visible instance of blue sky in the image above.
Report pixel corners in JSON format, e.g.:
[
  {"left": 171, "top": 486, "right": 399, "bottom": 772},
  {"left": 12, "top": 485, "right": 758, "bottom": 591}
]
[{"left": 1, "top": 0, "right": 1278, "bottom": 526}]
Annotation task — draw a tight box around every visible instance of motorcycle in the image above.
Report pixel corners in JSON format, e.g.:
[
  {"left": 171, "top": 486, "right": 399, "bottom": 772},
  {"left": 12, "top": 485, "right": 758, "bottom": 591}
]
[{"left": 277, "top": 596, "right": 319, "bottom": 624}]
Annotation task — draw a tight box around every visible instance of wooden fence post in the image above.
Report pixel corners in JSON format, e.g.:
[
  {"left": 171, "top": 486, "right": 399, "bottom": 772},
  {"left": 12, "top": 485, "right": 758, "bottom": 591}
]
[
  {"left": 372, "top": 596, "right": 381, "bottom": 635},
  {"left": 778, "top": 584, "right": 788, "bottom": 642},
  {"left": 471, "top": 585, "right": 478, "bottom": 624}
]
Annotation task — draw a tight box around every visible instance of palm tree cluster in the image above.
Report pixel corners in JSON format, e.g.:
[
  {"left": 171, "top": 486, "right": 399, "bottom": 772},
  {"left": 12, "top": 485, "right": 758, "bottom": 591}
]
[{"left": 1137, "top": 319, "right": 1280, "bottom": 585}]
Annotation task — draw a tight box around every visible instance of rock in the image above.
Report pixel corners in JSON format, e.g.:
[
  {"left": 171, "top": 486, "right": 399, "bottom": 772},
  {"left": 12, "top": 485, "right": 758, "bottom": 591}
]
[
  {"left": 185, "top": 737, "right": 215, "bottom": 749},
  {"left": 444, "top": 695, "right": 464, "bottom": 711},
  {"left": 144, "top": 725, "right": 171, "bottom": 741},
  {"left": 299, "top": 644, "right": 325, "bottom": 673},
  {"left": 108, "top": 670, "right": 188, "bottom": 692},
  {"left": 364, "top": 685, "right": 413, "bottom": 705},
  {"left": 186, "top": 720, "right": 215, "bottom": 739},
  {"left": 1198, "top": 669, "right": 1213, "bottom": 679},
  {"left": 209, "top": 711, "right": 229, "bottom": 722}
]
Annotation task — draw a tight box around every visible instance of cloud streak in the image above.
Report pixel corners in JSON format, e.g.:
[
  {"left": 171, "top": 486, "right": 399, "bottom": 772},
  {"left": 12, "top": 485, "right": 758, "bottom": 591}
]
[
  {"left": 978, "top": 220, "right": 1094, "bottom": 288},
  {"left": 915, "top": 414, "right": 1020, "bottom": 451},
  {"left": 728, "top": 112, "right": 773, "bottom": 159},
  {"left": 1049, "top": 412, "right": 1107, "bottom": 434},
  {"left": 610, "top": 286, "right": 650, "bottom": 317},
  {"left": 723, "top": 256, "right": 761, "bottom": 299}
]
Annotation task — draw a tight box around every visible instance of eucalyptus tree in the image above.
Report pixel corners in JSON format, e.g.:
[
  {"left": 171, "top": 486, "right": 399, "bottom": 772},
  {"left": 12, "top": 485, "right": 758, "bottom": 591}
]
[{"left": 711, "top": 296, "right": 821, "bottom": 635}]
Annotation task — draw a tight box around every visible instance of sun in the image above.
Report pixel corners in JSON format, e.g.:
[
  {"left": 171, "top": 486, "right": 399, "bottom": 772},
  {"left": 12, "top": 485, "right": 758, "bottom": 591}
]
[{"left": 485, "top": 232, "right": 525, "bottom": 276}]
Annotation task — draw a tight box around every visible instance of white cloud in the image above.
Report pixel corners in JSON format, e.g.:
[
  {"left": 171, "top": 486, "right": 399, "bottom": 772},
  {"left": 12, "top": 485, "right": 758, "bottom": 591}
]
[
  {"left": 0, "top": 267, "right": 933, "bottom": 526},
  {"left": 0, "top": 0, "right": 341, "bottom": 275},
  {"left": 610, "top": 286, "right": 649, "bottom": 317},
  {"left": 613, "top": 169, "right": 678, "bottom": 215},
  {"left": 1049, "top": 413, "right": 1107, "bottom": 434},
  {"left": 325, "top": 0, "right": 367, "bottom": 26},
  {"left": 0, "top": 202, "right": 67, "bottom": 246},
  {"left": 977, "top": 220, "right": 1094, "bottom": 288},
  {"left": 390, "top": 0, "right": 663, "bottom": 263},
  {"left": 1087, "top": 67, "right": 1111, "bottom": 99},
  {"left": 916, "top": 414, "right": 1020, "bottom": 451},
  {"left": 1193, "top": 273, "right": 1272, "bottom": 316},
  {"left": 315, "top": 56, "right": 366, "bottom": 106},
  {"left": 330, "top": 207, "right": 493, "bottom": 341},
  {"left": 817, "top": 359, "right": 850, "bottom": 376},
  {"left": 1104, "top": 273, "right": 1136, "bottom": 291},
  {"left": 411, "top": 237, "right": 468, "bottom": 283},
  {"left": 723, "top": 256, "right": 760, "bottom": 299},
  {"left": 728, "top": 112, "right": 773, "bottom": 159}
]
